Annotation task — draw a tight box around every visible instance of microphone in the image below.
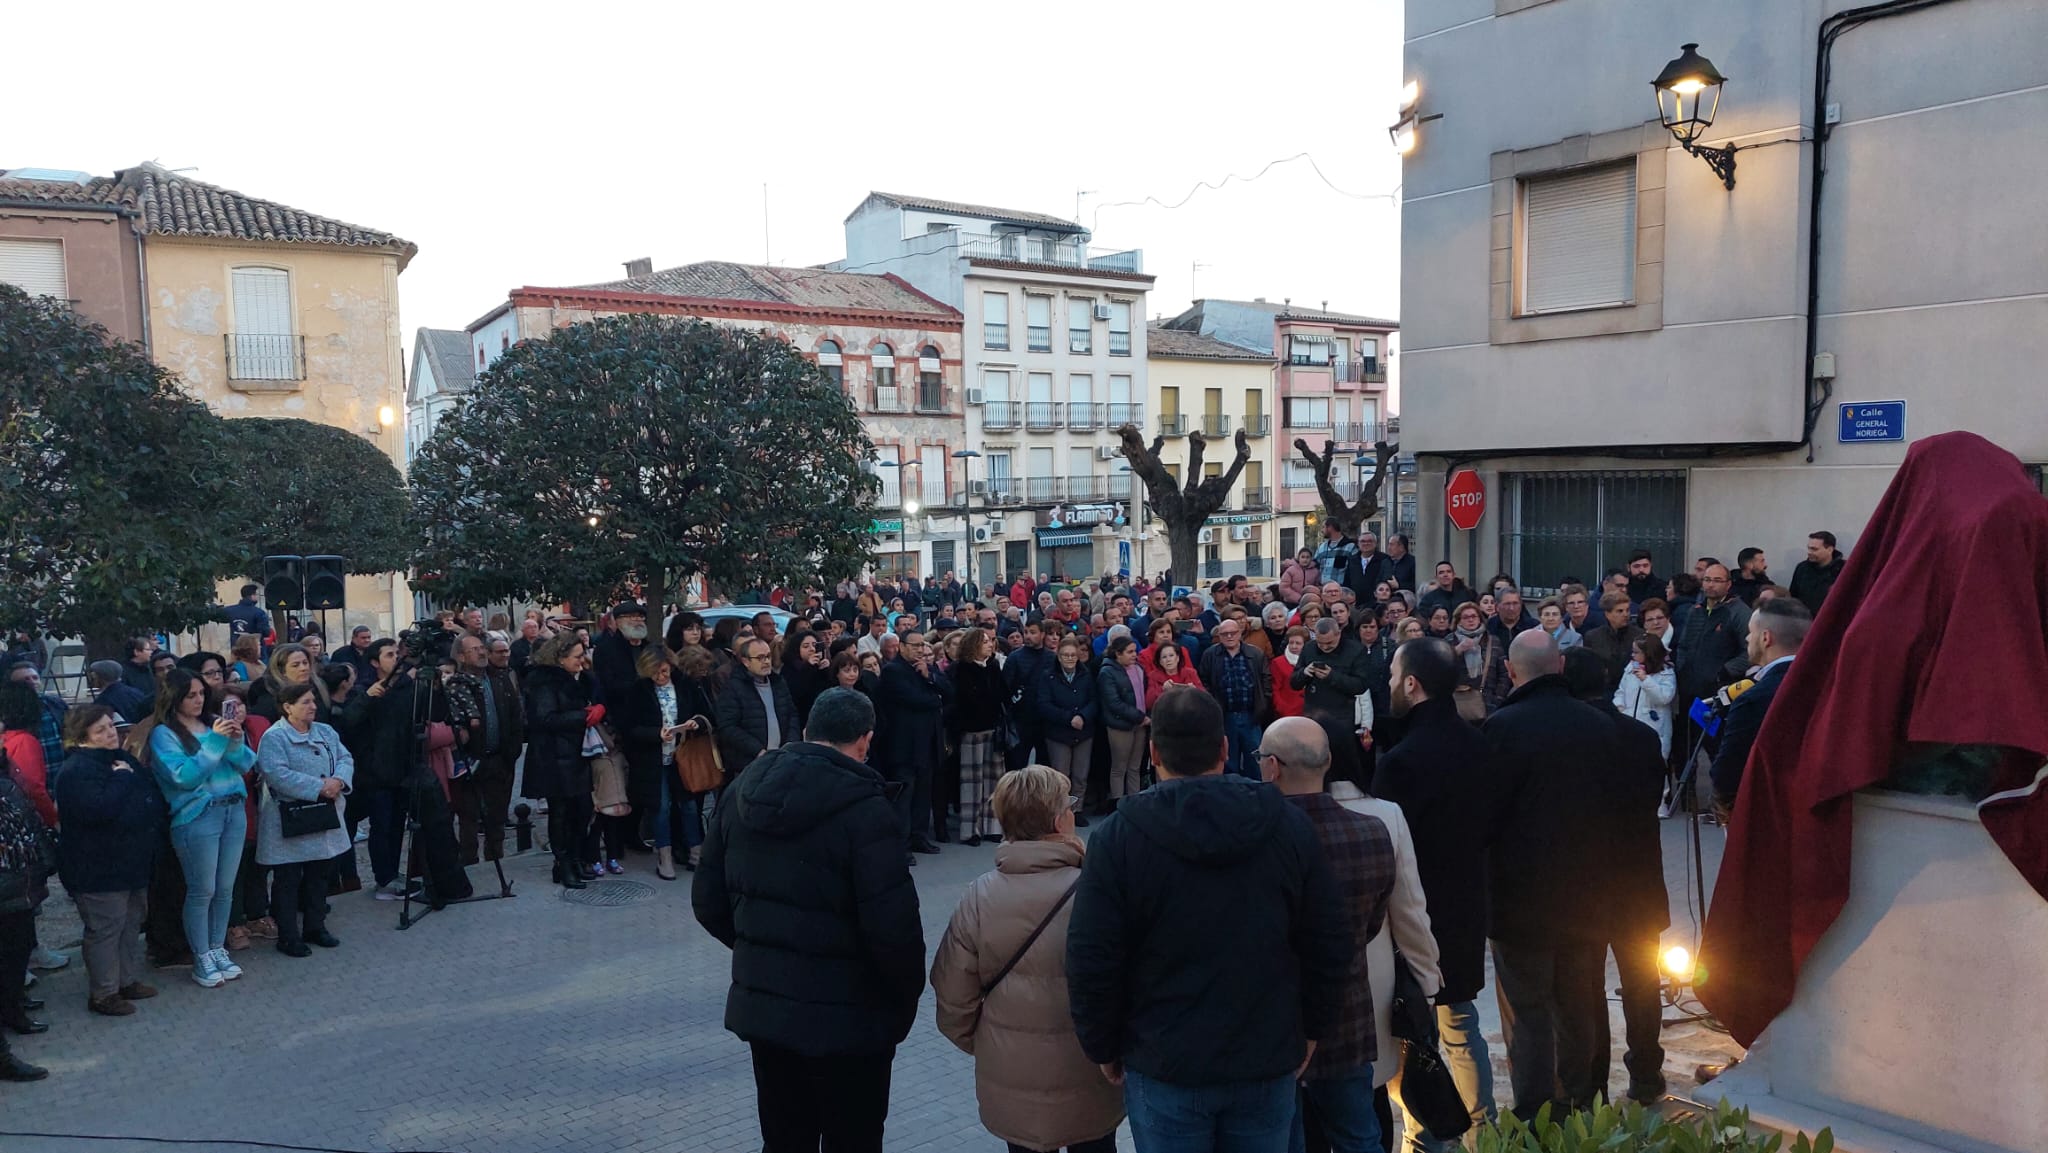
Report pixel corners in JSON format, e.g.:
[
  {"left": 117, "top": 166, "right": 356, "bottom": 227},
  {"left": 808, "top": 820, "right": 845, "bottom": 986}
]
[{"left": 1688, "top": 678, "right": 1757, "bottom": 736}]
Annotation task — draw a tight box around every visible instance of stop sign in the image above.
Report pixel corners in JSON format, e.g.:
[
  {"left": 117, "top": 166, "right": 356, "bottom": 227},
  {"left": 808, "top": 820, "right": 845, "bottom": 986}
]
[{"left": 1445, "top": 470, "right": 1486, "bottom": 531}]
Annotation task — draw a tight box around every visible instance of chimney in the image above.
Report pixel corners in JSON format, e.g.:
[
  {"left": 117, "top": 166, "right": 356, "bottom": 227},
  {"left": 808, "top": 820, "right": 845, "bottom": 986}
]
[
  {"left": 1253, "top": 296, "right": 1267, "bottom": 303},
  {"left": 624, "top": 257, "right": 653, "bottom": 279}
]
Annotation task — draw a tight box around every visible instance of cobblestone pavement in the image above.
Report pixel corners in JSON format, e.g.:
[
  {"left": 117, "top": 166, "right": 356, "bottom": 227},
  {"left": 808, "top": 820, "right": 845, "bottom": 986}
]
[{"left": 5, "top": 818, "right": 1731, "bottom": 1153}]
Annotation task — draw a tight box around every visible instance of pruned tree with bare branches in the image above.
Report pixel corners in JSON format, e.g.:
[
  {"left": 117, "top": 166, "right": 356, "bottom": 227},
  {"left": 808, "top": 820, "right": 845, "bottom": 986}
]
[
  {"left": 1294, "top": 436, "right": 1400, "bottom": 539},
  {"left": 1114, "top": 424, "right": 1252, "bottom": 585}
]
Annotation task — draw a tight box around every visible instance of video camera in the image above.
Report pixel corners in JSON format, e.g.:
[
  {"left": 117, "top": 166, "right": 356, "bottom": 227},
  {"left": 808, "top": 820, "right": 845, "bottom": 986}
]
[{"left": 395, "top": 619, "right": 456, "bottom": 674}]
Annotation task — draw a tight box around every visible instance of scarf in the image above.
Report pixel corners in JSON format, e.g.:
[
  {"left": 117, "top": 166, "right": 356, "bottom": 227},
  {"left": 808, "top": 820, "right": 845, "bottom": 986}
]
[{"left": 1454, "top": 625, "right": 1487, "bottom": 678}]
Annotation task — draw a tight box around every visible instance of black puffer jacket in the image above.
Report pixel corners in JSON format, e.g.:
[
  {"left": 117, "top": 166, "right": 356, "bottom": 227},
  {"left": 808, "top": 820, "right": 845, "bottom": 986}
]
[
  {"left": 354, "top": 673, "right": 442, "bottom": 790},
  {"left": 519, "top": 665, "right": 591, "bottom": 800},
  {"left": 692, "top": 740, "right": 925, "bottom": 1056},
  {"left": 52, "top": 747, "right": 167, "bottom": 894},
  {"left": 1291, "top": 636, "right": 1371, "bottom": 724}
]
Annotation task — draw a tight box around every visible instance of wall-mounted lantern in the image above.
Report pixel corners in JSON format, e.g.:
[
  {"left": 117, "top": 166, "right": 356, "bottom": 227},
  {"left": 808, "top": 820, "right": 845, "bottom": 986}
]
[{"left": 1654, "top": 43, "right": 1738, "bottom": 189}]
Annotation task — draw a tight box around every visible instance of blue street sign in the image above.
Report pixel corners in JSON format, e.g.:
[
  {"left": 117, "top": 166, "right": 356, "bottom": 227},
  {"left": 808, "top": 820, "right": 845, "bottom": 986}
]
[
  {"left": 1118, "top": 540, "right": 1131, "bottom": 578},
  {"left": 1838, "top": 401, "right": 1906, "bottom": 443}
]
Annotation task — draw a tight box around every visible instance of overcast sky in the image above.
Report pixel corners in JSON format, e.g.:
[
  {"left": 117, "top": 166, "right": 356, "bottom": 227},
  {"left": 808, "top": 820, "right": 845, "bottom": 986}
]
[{"left": 12, "top": 0, "right": 1404, "bottom": 368}]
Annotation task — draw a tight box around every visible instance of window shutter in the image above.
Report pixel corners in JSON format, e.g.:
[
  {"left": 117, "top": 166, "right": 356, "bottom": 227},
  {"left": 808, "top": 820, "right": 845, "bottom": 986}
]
[
  {"left": 0, "top": 238, "right": 67, "bottom": 299},
  {"left": 231, "top": 267, "right": 293, "bottom": 335},
  {"left": 1522, "top": 164, "right": 1636, "bottom": 314}
]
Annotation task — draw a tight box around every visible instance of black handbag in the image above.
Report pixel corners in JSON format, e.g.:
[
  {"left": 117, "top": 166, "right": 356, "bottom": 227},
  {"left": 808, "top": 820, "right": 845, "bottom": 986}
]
[
  {"left": 1389, "top": 951, "right": 1474, "bottom": 1142},
  {"left": 278, "top": 797, "right": 341, "bottom": 838}
]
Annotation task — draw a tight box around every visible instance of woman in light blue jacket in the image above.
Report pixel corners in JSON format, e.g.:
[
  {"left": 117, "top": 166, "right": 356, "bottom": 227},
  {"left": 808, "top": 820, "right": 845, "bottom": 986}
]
[
  {"left": 140, "top": 668, "right": 254, "bottom": 989},
  {"left": 256, "top": 682, "right": 354, "bottom": 957}
]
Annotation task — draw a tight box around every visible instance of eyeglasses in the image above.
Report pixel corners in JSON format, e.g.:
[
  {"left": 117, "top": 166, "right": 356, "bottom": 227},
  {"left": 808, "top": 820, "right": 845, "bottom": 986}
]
[{"left": 1250, "top": 747, "right": 1286, "bottom": 770}]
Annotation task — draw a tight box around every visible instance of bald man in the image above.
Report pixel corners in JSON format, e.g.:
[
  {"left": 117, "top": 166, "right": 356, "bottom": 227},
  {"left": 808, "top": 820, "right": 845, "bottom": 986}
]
[
  {"left": 1479, "top": 629, "right": 1629, "bottom": 1119},
  {"left": 1258, "top": 717, "right": 1397, "bottom": 1151}
]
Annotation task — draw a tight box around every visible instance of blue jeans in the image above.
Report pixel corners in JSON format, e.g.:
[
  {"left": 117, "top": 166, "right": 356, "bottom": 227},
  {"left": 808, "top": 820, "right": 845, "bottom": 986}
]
[
  {"left": 1399, "top": 1000, "right": 1496, "bottom": 1152},
  {"left": 1292, "top": 1066, "right": 1379, "bottom": 1153},
  {"left": 1126, "top": 1068, "right": 1297, "bottom": 1153},
  {"left": 1224, "top": 712, "right": 1263, "bottom": 781},
  {"left": 167, "top": 800, "right": 246, "bottom": 956}
]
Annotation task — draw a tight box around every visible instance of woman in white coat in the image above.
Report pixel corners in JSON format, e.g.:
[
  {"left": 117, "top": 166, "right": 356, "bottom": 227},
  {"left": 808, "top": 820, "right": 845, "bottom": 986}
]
[
  {"left": 1612, "top": 634, "right": 1677, "bottom": 758},
  {"left": 1328, "top": 742, "right": 1444, "bottom": 1132}
]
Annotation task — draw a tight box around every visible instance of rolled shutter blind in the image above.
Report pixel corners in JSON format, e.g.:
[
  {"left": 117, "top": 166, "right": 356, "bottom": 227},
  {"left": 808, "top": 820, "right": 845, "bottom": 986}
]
[
  {"left": 0, "top": 238, "right": 68, "bottom": 299},
  {"left": 1523, "top": 164, "right": 1636, "bottom": 314}
]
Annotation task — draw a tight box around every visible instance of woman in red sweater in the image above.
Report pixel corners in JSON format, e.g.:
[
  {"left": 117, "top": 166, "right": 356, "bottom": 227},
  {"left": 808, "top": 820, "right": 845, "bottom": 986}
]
[{"left": 1269, "top": 626, "right": 1310, "bottom": 719}]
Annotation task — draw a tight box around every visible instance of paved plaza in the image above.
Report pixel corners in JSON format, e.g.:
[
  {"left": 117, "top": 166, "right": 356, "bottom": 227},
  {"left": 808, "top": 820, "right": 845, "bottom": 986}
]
[{"left": 3, "top": 819, "right": 1732, "bottom": 1153}]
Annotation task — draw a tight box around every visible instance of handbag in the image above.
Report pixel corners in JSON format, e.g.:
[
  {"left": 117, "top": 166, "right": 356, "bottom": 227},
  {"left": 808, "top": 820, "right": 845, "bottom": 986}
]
[
  {"left": 1454, "top": 688, "right": 1488, "bottom": 723},
  {"left": 588, "top": 723, "right": 631, "bottom": 816},
  {"left": 1389, "top": 951, "right": 1473, "bottom": 1142},
  {"left": 278, "top": 797, "right": 342, "bottom": 838},
  {"left": 982, "top": 876, "right": 1082, "bottom": 995},
  {"left": 673, "top": 718, "right": 723, "bottom": 794}
]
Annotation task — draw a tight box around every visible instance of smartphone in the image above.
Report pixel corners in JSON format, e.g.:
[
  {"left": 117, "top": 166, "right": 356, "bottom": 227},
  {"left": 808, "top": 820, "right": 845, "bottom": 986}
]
[{"left": 219, "top": 697, "right": 245, "bottom": 724}]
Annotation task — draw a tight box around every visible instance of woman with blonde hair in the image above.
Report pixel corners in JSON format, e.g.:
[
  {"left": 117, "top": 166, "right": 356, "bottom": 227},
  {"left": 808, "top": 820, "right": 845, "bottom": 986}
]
[{"left": 930, "top": 766, "right": 1123, "bottom": 1153}]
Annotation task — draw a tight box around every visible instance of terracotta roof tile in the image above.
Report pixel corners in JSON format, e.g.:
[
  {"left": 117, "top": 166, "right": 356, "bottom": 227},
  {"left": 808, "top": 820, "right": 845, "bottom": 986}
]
[
  {"left": 1146, "top": 324, "right": 1272, "bottom": 361},
  {"left": 582, "top": 261, "right": 958, "bottom": 318}
]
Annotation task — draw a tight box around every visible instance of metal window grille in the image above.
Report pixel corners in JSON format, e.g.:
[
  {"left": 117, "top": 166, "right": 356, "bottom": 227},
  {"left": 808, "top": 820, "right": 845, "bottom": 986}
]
[{"left": 1499, "top": 470, "right": 1686, "bottom": 594}]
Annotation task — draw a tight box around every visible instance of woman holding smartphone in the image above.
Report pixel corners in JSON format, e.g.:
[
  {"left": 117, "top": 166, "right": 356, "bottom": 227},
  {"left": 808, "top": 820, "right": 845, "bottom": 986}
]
[
  {"left": 255, "top": 682, "right": 353, "bottom": 957},
  {"left": 138, "top": 668, "right": 255, "bottom": 989}
]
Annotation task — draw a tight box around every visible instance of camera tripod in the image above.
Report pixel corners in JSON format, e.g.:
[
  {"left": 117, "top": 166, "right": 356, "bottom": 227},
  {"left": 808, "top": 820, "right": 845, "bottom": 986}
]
[{"left": 389, "top": 662, "right": 517, "bottom": 930}]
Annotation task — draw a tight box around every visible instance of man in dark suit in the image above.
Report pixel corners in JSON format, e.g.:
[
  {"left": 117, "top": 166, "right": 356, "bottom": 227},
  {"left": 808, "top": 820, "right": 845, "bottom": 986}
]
[
  {"left": 1563, "top": 649, "right": 1671, "bottom": 1105},
  {"left": 1710, "top": 598, "right": 1811, "bottom": 811},
  {"left": 875, "top": 631, "right": 950, "bottom": 862},
  {"left": 1480, "top": 631, "right": 1625, "bottom": 1119},
  {"left": 1373, "top": 637, "right": 1498, "bottom": 1145}
]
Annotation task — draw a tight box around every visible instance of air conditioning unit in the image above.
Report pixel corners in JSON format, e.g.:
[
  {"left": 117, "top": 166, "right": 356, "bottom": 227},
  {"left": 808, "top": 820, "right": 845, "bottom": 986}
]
[
  {"left": 1093, "top": 302, "right": 1113, "bottom": 322},
  {"left": 924, "top": 516, "right": 941, "bottom": 534},
  {"left": 985, "top": 516, "right": 1006, "bottom": 535},
  {"left": 972, "top": 525, "right": 995, "bottom": 544},
  {"left": 965, "top": 387, "right": 985, "bottom": 405},
  {"left": 1197, "top": 527, "right": 1216, "bottom": 544},
  {"left": 969, "top": 479, "right": 989, "bottom": 496},
  {"left": 1096, "top": 444, "right": 1121, "bottom": 461},
  {"left": 1229, "top": 525, "right": 1254, "bottom": 541}
]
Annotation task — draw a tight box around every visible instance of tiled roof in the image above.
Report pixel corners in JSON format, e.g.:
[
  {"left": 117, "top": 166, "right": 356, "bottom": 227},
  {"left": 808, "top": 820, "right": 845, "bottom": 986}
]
[
  {"left": 582, "top": 261, "right": 958, "bottom": 319},
  {"left": 416, "top": 328, "right": 476, "bottom": 393},
  {"left": 1146, "top": 323, "right": 1271, "bottom": 362},
  {"left": 853, "top": 191, "right": 1084, "bottom": 234},
  {"left": 0, "top": 163, "right": 416, "bottom": 267},
  {"left": 1191, "top": 297, "right": 1399, "bottom": 329}
]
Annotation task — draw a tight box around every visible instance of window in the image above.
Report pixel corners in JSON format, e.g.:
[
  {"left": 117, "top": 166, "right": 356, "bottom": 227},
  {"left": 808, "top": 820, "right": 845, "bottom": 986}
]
[
  {"left": 817, "top": 339, "right": 844, "bottom": 389},
  {"left": 1108, "top": 374, "right": 1139, "bottom": 426},
  {"left": 1027, "top": 296, "right": 1052, "bottom": 352},
  {"left": 1499, "top": 470, "right": 1686, "bottom": 593},
  {"left": 1028, "top": 447, "right": 1056, "bottom": 503},
  {"left": 476, "top": 346, "right": 486, "bottom": 369},
  {"left": 1068, "top": 373, "right": 1093, "bottom": 427},
  {"left": 1519, "top": 163, "right": 1636, "bottom": 314},
  {"left": 227, "top": 267, "right": 301, "bottom": 381},
  {"left": 1069, "top": 447, "right": 1094, "bottom": 494},
  {"left": 986, "top": 451, "right": 1013, "bottom": 501},
  {"left": 1280, "top": 527, "right": 1298, "bottom": 560},
  {"left": 1285, "top": 458, "right": 1318, "bottom": 488},
  {"left": 1108, "top": 301, "right": 1132, "bottom": 356},
  {"left": 1068, "top": 298, "right": 1092, "bottom": 354},
  {"left": 873, "top": 444, "right": 902, "bottom": 507},
  {"left": 1285, "top": 397, "right": 1331, "bottom": 428},
  {"left": 920, "top": 444, "right": 947, "bottom": 507},
  {"left": 871, "top": 342, "right": 897, "bottom": 408},
  {"left": 918, "top": 345, "right": 944, "bottom": 411},
  {"left": 1244, "top": 462, "right": 1264, "bottom": 506},
  {"left": 982, "top": 369, "right": 1012, "bottom": 401},
  {"left": 0, "top": 238, "right": 67, "bottom": 299},
  {"left": 1287, "top": 335, "right": 1331, "bottom": 366},
  {"left": 982, "top": 292, "right": 1009, "bottom": 350},
  {"left": 501, "top": 333, "right": 510, "bottom": 351}
]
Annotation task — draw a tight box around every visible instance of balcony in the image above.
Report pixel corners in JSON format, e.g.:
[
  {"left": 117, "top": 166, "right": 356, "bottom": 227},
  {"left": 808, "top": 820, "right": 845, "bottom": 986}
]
[
  {"left": 947, "top": 231, "right": 1145, "bottom": 274},
  {"left": 1027, "top": 325, "right": 1051, "bottom": 352},
  {"left": 1283, "top": 410, "right": 1333, "bottom": 431},
  {"left": 984, "top": 323, "right": 1009, "bottom": 351},
  {"left": 1106, "top": 473, "right": 1136, "bottom": 501},
  {"left": 872, "top": 386, "right": 907, "bottom": 414},
  {"left": 1108, "top": 331, "right": 1131, "bottom": 356},
  {"left": 1201, "top": 556, "right": 1275, "bottom": 580},
  {"left": 983, "top": 401, "right": 1022, "bottom": 430},
  {"left": 1106, "top": 403, "right": 1145, "bottom": 428},
  {"left": 985, "top": 477, "right": 1020, "bottom": 504},
  {"left": 1067, "top": 403, "right": 1102, "bottom": 431},
  {"left": 1243, "top": 415, "right": 1271, "bottom": 437},
  {"left": 1069, "top": 329, "right": 1092, "bottom": 355},
  {"left": 225, "top": 332, "right": 305, "bottom": 383},
  {"left": 915, "top": 380, "right": 948, "bottom": 413},
  {"left": 1333, "top": 421, "right": 1383, "bottom": 446},
  {"left": 1243, "top": 486, "right": 1272, "bottom": 510},
  {"left": 1333, "top": 358, "right": 1386, "bottom": 385},
  {"left": 1025, "top": 402, "right": 1064, "bottom": 431},
  {"left": 1159, "top": 415, "right": 1188, "bottom": 437},
  {"left": 1200, "top": 414, "right": 1232, "bottom": 437},
  {"left": 1068, "top": 475, "right": 1106, "bottom": 502},
  {"left": 1025, "top": 476, "right": 1063, "bottom": 503}
]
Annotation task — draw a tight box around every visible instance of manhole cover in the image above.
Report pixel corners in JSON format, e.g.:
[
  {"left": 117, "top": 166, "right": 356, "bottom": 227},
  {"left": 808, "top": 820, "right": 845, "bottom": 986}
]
[{"left": 559, "top": 880, "right": 656, "bottom": 907}]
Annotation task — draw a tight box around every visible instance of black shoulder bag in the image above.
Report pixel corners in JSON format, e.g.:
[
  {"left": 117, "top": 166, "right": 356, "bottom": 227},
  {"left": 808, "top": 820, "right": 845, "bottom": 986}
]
[
  {"left": 1389, "top": 950, "right": 1474, "bottom": 1142},
  {"left": 982, "top": 877, "right": 1082, "bottom": 995}
]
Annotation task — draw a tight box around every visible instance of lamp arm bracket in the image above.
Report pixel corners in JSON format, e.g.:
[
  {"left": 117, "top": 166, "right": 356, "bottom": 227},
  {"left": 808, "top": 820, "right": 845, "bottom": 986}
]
[{"left": 1681, "top": 139, "right": 1739, "bottom": 190}]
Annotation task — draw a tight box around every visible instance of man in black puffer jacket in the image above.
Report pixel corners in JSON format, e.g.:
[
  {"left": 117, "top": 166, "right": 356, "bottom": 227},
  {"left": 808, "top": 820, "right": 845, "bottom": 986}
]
[{"left": 693, "top": 687, "right": 924, "bottom": 1153}]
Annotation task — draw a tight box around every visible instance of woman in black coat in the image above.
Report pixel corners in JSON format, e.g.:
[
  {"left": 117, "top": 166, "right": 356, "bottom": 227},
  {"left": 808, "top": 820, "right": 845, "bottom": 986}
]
[
  {"left": 945, "top": 629, "right": 1008, "bottom": 845},
  {"left": 520, "top": 635, "right": 596, "bottom": 889},
  {"left": 52, "top": 705, "right": 168, "bottom": 1017},
  {"left": 1035, "top": 635, "right": 1099, "bottom": 818},
  {"left": 779, "top": 628, "right": 832, "bottom": 731}
]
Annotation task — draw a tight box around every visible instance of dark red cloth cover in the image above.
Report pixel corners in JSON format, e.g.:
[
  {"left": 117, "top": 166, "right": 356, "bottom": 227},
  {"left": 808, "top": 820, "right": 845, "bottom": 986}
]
[{"left": 1700, "top": 432, "right": 2048, "bottom": 1046}]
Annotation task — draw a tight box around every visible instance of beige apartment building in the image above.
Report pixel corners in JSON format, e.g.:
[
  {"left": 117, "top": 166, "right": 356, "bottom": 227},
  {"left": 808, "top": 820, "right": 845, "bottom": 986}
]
[{"left": 1144, "top": 325, "right": 1280, "bottom": 581}]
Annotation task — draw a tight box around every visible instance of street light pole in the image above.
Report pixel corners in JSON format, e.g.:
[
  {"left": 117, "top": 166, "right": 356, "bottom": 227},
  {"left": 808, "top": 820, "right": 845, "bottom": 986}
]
[
  {"left": 953, "top": 449, "right": 981, "bottom": 600},
  {"left": 879, "top": 459, "right": 922, "bottom": 579},
  {"left": 1119, "top": 464, "right": 1145, "bottom": 580}
]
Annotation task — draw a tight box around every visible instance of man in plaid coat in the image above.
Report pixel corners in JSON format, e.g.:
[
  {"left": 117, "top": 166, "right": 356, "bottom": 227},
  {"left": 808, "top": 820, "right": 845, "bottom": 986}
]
[{"left": 1261, "top": 716, "right": 1396, "bottom": 1152}]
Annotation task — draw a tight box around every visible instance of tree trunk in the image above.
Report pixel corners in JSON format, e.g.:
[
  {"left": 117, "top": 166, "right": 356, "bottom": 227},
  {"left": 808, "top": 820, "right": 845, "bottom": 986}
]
[{"left": 1165, "top": 531, "right": 1199, "bottom": 591}]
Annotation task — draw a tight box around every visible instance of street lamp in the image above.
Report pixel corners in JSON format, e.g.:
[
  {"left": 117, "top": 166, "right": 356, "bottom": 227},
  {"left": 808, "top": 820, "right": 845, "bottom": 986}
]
[
  {"left": 1654, "top": 43, "right": 1738, "bottom": 189},
  {"left": 953, "top": 449, "right": 981, "bottom": 597},
  {"left": 1118, "top": 464, "right": 1146, "bottom": 579}
]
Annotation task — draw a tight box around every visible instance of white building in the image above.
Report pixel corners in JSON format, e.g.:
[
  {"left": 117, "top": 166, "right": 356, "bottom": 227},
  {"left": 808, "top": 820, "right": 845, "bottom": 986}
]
[
  {"left": 1400, "top": 0, "right": 2048, "bottom": 593},
  {"left": 404, "top": 328, "right": 475, "bottom": 464},
  {"left": 841, "top": 192, "right": 1154, "bottom": 588}
]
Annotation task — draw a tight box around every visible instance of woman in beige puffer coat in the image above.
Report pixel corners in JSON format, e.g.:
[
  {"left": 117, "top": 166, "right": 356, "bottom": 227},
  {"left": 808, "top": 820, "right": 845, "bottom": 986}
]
[{"left": 930, "top": 766, "right": 1123, "bottom": 1153}]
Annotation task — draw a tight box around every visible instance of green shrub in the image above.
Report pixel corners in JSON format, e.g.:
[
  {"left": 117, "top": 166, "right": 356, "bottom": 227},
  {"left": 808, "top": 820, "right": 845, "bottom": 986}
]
[{"left": 1473, "top": 1098, "right": 1835, "bottom": 1153}]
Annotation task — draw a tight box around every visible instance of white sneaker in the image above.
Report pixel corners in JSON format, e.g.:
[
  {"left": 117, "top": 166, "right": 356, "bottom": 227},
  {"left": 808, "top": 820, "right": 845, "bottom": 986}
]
[
  {"left": 191, "top": 953, "right": 225, "bottom": 988},
  {"left": 210, "top": 948, "right": 243, "bottom": 981},
  {"left": 373, "top": 879, "right": 422, "bottom": 902},
  {"left": 28, "top": 945, "right": 68, "bottom": 971}
]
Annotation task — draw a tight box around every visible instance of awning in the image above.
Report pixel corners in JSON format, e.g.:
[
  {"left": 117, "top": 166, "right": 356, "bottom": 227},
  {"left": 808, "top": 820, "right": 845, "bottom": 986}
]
[{"left": 1036, "top": 529, "right": 1094, "bottom": 548}]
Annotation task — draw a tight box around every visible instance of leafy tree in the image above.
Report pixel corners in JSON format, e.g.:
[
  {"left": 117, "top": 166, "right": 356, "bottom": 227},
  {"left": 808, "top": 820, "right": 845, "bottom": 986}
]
[
  {"left": 1113, "top": 423, "right": 1252, "bottom": 586},
  {"left": 1294, "top": 436, "right": 1400, "bottom": 539},
  {"left": 410, "top": 314, "right": 879, "bottom": 623},
  {"left": 0, "top": 285, "right": 226, "bottom": 643},
  {"left": 215, "top": 417, "right": 412, "bottom": 577}
]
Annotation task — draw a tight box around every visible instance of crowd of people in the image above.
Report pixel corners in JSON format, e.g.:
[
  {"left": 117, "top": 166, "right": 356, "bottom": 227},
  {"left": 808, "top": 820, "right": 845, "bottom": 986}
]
[{"left": 0, "top": 524, "right": 1839, "bottom": 1151}]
